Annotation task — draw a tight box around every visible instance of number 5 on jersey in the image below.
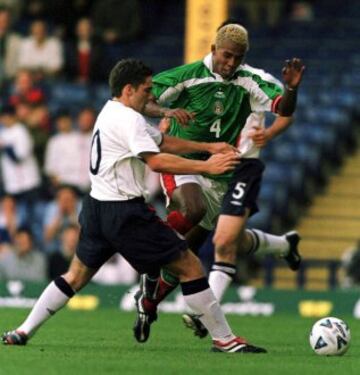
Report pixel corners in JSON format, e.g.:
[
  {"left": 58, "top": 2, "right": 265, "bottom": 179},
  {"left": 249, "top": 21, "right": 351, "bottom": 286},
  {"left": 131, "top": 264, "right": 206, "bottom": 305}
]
[{"left": 230, "top": 182, "right": 246, "bottom": 206}]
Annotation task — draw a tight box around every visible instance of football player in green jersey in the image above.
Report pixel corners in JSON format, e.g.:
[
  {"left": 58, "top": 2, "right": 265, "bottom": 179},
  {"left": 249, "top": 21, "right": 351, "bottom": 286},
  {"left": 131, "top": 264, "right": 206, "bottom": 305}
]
[{"left": 134, "top": 23, "right": 305, "bottom": 342}]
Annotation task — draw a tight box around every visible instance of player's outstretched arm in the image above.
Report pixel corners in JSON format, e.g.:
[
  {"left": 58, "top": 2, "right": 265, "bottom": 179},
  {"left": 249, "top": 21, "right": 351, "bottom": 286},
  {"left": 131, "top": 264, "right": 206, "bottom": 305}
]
[
  {"left": 141, "top": 151, "right": 239, "bottom": 175},
  {"left": 250, "top": 116, "right": 293, "bottom": 148},
  {"left": 144, "top": 99, "right": 195, "bottom": 125},
  {"left": 160, "top": 134, "right": 237, "bottom": 155},
  {"left": 277, "top": 58, "right": 305, "bottom": 117}
]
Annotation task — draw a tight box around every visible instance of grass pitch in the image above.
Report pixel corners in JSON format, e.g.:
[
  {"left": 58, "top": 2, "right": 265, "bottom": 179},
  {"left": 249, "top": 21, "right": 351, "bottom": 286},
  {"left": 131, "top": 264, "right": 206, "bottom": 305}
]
[{"left": 0, "top": 308, "right": 359, "bottom": 375}]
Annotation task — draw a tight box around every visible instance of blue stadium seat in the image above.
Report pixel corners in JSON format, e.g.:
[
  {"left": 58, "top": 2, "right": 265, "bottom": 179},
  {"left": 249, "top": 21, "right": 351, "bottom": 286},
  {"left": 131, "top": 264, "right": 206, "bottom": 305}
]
[
  {"left": 286, "top": 123, "right": 337, "bottom": 160},
  {"left": 92, "top": 84, "right": 110, "bottom": 110},
  {"left": 263, "top": 161, "right": 306, "bottom": 200},
  {"left": 258, "top": 180, "right": 290, "bottom": 217},
  {"left": 247, "top": 203, "right": 273, "bottom": 232},
  {"left": 49, "top": 83, "right": 90, "bottom": 114},
  {"left": 269, "top": 140, "right": 322, "bottom": 183}
]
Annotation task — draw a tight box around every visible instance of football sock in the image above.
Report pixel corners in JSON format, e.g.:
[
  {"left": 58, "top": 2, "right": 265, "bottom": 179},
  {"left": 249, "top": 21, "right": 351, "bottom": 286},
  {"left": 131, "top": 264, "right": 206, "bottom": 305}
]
[
  {"left": 141, "top": 273, "right": 160, "bottom": 300},
  {"left": 17, "top": 277, "right": 75, "bottom": 337},
  {"left": 181, "top": 277, "right": 235, "bottom": 341},
  {"left": 142, "top": 269, "right": 179, "bottom": 313},
  {"left": 166, "top": 210, "right": 194, "bottom": 235},
  {"left": 247, "top": 229, "right": 289, "bottom": 257},
  {"left": 208, "top": 262, "right": 236, "bottom": 302}
]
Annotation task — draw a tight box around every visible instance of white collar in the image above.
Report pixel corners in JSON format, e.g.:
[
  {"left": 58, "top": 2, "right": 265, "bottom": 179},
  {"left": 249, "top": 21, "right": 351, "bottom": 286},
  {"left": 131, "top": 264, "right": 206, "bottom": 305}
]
[{"left": 203, "top": 53, "right": 243, "bottom": 81}]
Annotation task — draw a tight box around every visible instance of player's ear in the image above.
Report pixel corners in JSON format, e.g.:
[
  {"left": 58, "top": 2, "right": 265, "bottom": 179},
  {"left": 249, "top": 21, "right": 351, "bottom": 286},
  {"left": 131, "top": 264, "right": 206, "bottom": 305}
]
[
  {"left": 211, "top": 44, "right": 216, "bottom": 54},
  {"left": 123, "top": 83, "right": 134, "bottom": 96}
]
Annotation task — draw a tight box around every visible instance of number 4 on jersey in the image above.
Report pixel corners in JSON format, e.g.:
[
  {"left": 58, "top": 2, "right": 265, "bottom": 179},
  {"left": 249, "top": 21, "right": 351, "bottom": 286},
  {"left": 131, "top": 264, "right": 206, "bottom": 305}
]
[{"left": 210, "top": 119, "right": 221, "bottom": 138}]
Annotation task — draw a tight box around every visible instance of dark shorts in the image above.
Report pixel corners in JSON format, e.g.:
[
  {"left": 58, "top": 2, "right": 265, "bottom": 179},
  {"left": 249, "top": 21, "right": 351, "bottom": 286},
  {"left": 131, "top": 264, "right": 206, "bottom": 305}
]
[
  {"left": 221, "top": 158, "right": 265, "bottom": 217},
  {"left": 76, "top": 195, "right": 188, "bottom": 274}
]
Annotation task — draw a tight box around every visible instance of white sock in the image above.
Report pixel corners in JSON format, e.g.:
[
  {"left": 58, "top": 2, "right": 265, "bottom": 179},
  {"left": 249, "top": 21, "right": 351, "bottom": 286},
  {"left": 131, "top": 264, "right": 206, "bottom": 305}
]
[
  {"left": 17, "top": 279, "right": 74, "bottom": 337},
  {"left": 181, "top": 278, "right": 235, "bottom": 342},
  {"left": 208, "top": 262, "right": 236, "bottom": 302},
  {"left": 247, "top": 229, "right": 289, "bottom": 257}
]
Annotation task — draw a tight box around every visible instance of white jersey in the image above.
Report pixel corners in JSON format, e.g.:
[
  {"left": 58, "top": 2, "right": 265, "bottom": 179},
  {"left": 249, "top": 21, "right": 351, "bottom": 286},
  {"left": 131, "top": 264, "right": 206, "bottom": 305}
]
[
  {"left": 44, "top": 131, "right": 91, "bottom": 192},
  {"left": 0, "top": 122, "right": 41, "bottom": 194},
  {"left": 237, "top": 66, "right": 283, "bottom": 159},
  {"left": 89, "top": 100, "right": 163, "bottom": 201},
  {"left": 237, "top": 112, "right": 265, "bottom": 159}
]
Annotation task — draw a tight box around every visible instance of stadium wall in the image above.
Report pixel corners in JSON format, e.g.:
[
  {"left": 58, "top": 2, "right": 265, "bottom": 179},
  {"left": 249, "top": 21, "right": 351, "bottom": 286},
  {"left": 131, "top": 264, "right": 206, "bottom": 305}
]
[{"left": 1, "top": 281, "right": 360, "bottom": 319}]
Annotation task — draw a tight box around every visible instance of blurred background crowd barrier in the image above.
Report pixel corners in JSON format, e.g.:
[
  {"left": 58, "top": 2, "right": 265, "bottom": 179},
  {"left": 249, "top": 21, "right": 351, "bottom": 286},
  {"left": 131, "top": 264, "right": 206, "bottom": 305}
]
[{"left": 0, "top": 0, "right": 359, "bottom": 291}]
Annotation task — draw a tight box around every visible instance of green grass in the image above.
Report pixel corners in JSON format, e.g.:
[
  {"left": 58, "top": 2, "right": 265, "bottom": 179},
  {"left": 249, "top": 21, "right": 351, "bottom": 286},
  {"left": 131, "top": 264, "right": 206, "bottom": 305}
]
[{"left": 0, "top": 308, "right": 359, "bottom": 375}]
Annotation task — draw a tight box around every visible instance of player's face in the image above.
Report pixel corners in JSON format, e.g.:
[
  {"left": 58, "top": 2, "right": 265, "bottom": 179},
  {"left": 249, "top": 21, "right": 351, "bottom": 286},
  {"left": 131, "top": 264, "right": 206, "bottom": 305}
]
[
  {"left": 130, "top": 76, "right": 153, "bottom": 113},
  {"left": 212, "top": 40, "right": 247, "bottom": 79}
]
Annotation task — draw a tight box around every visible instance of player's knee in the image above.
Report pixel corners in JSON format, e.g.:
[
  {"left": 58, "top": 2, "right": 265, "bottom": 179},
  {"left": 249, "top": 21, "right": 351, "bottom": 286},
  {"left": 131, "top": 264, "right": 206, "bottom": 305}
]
[
  {"left": 213, "top": 232, "right": 238, "bottom": 262},
  {"left": 62, "top": 266, "right": 92, "bottom": 291},
  {"left": 173, "top": 185, "right": 207, "bottom": 225},
  {"left": 213, "top": 231, "right": 238, "bottom": 252},
  {"left": 172, "top": 250, "right": 205, "bottom": 281},
  {"left": 62, "top": 271, "right": 84, "bottom": 291}
]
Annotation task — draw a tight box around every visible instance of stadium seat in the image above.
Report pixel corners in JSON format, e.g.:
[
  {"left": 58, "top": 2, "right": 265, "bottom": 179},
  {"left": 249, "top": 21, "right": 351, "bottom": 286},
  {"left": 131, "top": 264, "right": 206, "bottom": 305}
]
[
  {"left": 50, "top": 83, "right": 89, "bottom": 104},
  {"left": 92, "top": 84, "right": 110, "bottom": 110},
  {"left": 263, "top": 161, "right": 307, "bottom": 201},
  {"left": 247, "top": 203, "right": 273, "bottom": 232},
  {"left": 258, "top": 180, "right": 291, "bottom": 218}
]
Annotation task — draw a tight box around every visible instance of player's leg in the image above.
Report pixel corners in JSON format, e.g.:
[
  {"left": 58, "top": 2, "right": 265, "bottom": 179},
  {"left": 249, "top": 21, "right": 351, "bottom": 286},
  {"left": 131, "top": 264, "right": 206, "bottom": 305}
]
[
  {"left": 140, "top": 175, "right": 214, "bottom": 310},
  {"left": 211, "top": 158, "right": 301, "bottom": 302},
  {"left": 139, "top": 224, "right": 210, "bottom": 310},
  {"left": 208, "top": 158, "right": 262, "bottom": 303},
  {"left": 217, "top": 221, "right": 301, "bottom": 269},
  {"left": 166, "top": 249, "right": 266, "bottom": 353},
  {"left": 128, "top": 203, "right": 231, "bottom": 348},
  {"left": 184, "top": 159, "right": 301, "bottom": 339},
  {"left": 142, "top": 174, "right": 226, "bottom": 310},
  {"left": 229, "top": 160, "right": 301, "bottom": 268},
  {"left": 185, "top": 225, "right": 211, "bottom": 255},
  {"left": 245, "top": 228, "right": 301, "bottom": 270},
  {"left": 165, "top": 181, "right": 207, "bottom": 235},
  {"left": 137, "top": 226, "right": 211, "bottom": 340},
  {"left": 2, "top": 194, "right": 113, "bottom": 345},
  {"left": 182, "top": 211, "right": 251, "bottom": 339},
  {"left": 2, "top": 255, "right": 99, "bottom": 345},
  {"left": 211, "top": 212, "right": 251, "bottom": 301}
]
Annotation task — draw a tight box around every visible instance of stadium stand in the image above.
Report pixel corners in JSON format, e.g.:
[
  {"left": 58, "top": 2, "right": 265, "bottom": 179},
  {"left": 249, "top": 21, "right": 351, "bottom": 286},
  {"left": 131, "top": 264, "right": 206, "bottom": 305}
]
[
  {"left": 238, "top": 1, "right": 360, "bottom": 289},
  {"left": 0, "top": 0, "right": 359, "bottom": 289}
]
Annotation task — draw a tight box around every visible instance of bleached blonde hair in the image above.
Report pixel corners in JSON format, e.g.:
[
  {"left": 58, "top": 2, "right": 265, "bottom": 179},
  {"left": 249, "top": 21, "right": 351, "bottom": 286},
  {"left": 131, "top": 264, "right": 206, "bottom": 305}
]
[{"left": 215, "top": 24, "right": 249, "bottom": 51}]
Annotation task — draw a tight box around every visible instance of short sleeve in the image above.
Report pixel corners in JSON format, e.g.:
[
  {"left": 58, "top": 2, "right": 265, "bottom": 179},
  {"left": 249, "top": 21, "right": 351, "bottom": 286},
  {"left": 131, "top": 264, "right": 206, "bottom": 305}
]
[
  {"left": 152, "top": 69, "right": 185, "bottom": 105},
  {"left": 249, "top": 77, "right": 283, "bottom": 113},
  {"left": 237, "top": 67, "right": 284, "bottom": 113},
  {"left": 127, "top": 114, "right": 160, "bottom": 157},
  {"left": 145, "top": 122, "right": 163, "bottom": 146}
]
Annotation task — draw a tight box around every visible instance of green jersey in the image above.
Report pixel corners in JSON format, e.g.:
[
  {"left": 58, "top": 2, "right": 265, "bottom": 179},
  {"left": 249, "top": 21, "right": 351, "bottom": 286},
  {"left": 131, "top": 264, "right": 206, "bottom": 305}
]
[{"left": 152, "top": 53, "right": 283, "bottom": 180}]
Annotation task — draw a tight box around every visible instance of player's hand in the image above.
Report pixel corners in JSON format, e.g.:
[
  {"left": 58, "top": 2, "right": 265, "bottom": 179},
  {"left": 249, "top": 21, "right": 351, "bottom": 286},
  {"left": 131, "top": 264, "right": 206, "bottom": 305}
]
[
  {"left": 282, "top": 58, "right": 305, "bottom": 89},
  {"left": 163, "top": 108, "right": 195, "bottom": 126},
  {"left": 158, "top": 117, "right": 171, "bottom": 133},
  {"left": 205, "top": 151, "right": 240, "bottom": 175},
  {"left": 248, "top": 126, "right": 270, "bottom": 148},
  {"left": 208, "top": 142, "right": 238, "bottom": 154}
]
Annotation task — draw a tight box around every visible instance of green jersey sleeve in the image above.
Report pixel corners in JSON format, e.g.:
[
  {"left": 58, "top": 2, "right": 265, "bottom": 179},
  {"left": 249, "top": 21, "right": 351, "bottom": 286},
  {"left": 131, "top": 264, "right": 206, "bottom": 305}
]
[
  {"left": 238, "top": 65, "right": 284, "bottom": 113},
  {"left": 152, "top": 61, "right": 205, "bottom": 105}
]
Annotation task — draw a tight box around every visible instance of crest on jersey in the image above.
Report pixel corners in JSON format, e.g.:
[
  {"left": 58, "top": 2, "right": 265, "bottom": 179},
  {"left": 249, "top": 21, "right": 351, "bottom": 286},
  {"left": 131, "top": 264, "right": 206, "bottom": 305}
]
[
  {"left": 214, "top": 89, "right": 226, "bottom": 99},
  {"left": 213, "top": 100, "right": 224, "bottom": 115}
]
